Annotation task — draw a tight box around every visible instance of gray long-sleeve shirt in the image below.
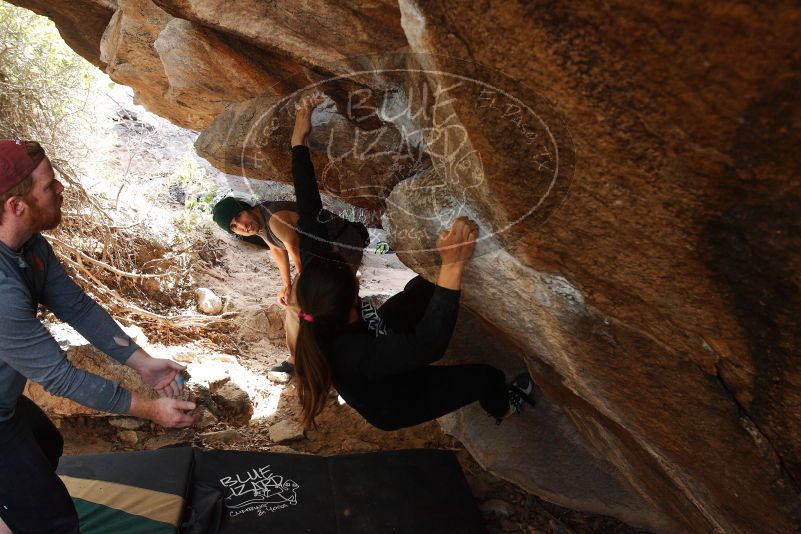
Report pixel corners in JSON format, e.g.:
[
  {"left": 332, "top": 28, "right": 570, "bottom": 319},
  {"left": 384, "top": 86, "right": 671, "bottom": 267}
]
[{"left": 0, "top": 233, "right": 138, "bottom": 421}]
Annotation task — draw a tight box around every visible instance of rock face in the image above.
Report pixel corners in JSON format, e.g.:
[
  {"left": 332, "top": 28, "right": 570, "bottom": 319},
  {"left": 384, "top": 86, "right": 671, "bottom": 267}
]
[
  {"left": 440, "top": 308, "right": 663, "bottom": 530},
  {"left": 24, "top": 344, "right": 157, "bottom": 418},
  {"left": 12, "top": 1, "right": 801, "bottom": 532},
  {"left": 238, "top": 304, "right": 285, "bottom": 342},
  {"left": 209, "top": 379, "right": 253, "bottom": 426},
  {"left": 195, "top": 89, "right": 428, "bottom": 210},
  {"left": 268, "top": 420, "right": 305, "bottom": 444},
  {"left": 389, "top": 3, "right": 801, "bottom": 533}
]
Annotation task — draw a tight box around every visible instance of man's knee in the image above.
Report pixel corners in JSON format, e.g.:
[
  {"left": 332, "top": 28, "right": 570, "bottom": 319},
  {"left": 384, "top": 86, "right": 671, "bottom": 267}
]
[
  {"left": 48, "top": 430, "right": 65, "bottom": 469},
  {"left": 366, "top": 417, "right": 403, "bottom": 432},
  {"left": 50, "top": 509, "right": 80, "bottom": 534}
]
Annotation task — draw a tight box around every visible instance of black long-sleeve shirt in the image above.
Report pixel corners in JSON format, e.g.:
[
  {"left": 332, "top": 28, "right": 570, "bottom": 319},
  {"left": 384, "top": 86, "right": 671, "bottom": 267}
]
[
  {"left": 290, "top": 145, "right": 462, "bottom": 420},
  {"left": 292, "top": 145, "right": 332, "bottom": 264}
]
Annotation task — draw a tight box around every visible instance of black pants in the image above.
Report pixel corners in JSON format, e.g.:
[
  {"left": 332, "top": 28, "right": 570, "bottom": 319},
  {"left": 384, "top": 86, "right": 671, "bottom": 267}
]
[
  {"left": 363, "top": 276, "right": 509, "bottom": 431},
  {"left": 0, "top": 396, "right": 79, "bottom": 533}
]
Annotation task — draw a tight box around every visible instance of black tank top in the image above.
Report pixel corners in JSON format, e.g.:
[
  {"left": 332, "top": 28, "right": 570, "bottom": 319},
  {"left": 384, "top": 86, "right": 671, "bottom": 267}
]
[
  {"left": 256, "top": 200, "right": 350, "bottom": 250},
  {"left": 256, "top": 200, "right": 298, "bottom": 249}
]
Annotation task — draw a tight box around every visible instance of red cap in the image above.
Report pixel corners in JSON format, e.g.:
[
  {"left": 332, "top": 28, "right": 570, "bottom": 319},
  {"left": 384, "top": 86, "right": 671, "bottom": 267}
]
[{"left": 0, "top": 140, "right": 45, "bottom": 195}]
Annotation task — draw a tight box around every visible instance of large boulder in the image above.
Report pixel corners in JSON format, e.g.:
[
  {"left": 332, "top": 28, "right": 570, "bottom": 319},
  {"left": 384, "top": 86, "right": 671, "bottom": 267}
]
[
  {"left": 385, "top": 2, "right": 801, "bottom": 532},
  {"left": 150, "top": 0, "right": 408, "bottom": 75},
  {"left": 99, "top": 0, "right": 299, "bottom": 130},
  {"left": 439, "top": 308, "right": 667, "bottom": 530},
  {"left": 9, "top": 0, "right": 801, "bottom": 531},
  {"left": 195, "top": 87, "right": 429, "bottom": 210},
  {"left": 23, "top": 344, "right": 157, "bottom": 418}
]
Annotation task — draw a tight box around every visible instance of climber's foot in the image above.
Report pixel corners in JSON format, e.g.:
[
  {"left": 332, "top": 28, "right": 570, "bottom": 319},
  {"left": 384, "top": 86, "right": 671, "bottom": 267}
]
[
  {"left": 270, "top": 360, "right": 295, "bottom": 375},
  {"left": 374, "top": 240, "right": 393, "bottom": 255},
  {"left": 496, "top": 373, "right": 536, "bottom": 424}
]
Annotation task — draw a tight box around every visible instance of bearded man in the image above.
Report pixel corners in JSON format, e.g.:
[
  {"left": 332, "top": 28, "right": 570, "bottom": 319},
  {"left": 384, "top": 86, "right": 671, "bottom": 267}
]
[{"left": 0, "top": 140, "right": 196, "bottom": 534}]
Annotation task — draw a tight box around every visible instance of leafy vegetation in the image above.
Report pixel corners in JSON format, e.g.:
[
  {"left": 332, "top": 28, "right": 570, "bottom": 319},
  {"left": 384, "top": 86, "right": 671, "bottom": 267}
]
[{"left": 0, "top": 3, "right": 99, "bottom": 156}]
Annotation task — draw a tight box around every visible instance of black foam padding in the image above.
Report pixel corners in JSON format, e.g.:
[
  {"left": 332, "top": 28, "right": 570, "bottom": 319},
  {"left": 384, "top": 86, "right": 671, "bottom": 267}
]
[
  {"left": 328, "top": 449, "right": 485, "bottom": 534},
  {"left": 57, "top": 447, "right": 194, "bottom": 497},
  {"left": 190, "top": 448, "right": 486, "bottom": 534},
  {"left": 191, "top": 449, "right": 336, "bottom": 533}
]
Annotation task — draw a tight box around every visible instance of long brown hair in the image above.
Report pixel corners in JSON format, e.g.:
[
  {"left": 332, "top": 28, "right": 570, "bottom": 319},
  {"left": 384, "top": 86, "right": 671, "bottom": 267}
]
[{"left": 294, "top": 252, "right": 359, "bottom": 428}]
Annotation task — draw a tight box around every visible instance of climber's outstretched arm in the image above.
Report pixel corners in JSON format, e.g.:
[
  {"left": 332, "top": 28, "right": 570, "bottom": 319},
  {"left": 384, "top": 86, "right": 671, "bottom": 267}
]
[{"left": 290, "top": 96, "right": 330, "bottom": 263}]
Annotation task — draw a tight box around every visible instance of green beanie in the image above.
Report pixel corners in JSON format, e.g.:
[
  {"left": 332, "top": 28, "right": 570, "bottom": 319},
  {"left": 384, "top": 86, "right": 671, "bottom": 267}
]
[{"left": 212, "top": 197, "right": 252, "bottom": 233}]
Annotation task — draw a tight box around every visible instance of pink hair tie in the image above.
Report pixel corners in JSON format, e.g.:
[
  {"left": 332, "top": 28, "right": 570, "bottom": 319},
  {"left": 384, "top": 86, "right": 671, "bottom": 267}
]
[{"left": 297, "top": 312, "right": 314, "bottom": 323}]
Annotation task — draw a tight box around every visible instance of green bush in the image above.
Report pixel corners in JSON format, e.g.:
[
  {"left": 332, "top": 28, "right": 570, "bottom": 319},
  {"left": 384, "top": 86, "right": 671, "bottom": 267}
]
[{"left": 0, "top": 3, "right": 99, "bottom": 154}]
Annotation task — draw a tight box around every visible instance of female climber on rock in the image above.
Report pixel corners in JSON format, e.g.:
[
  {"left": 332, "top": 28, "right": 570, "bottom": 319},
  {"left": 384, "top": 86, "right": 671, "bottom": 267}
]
[{"left": 288, "top": 95, "right": 535, "bottom": 430}]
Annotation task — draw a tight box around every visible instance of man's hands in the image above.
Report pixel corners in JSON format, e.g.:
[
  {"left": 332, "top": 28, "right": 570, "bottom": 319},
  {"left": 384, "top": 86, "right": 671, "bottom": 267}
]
[
  {"left": 436, "top": 217, "right": 479, "bottom": 290},
  {"left": 129, "top": 395, "right": 196, "bottom": 428},
  {"left": 291, "top": 95, "right": 325, "bottom": 147},
  {"left": 126, "top": 349, "right": 186, "bottom": 397},
  {"left": 126, "top": 350, "right": 196, "bottom": 428},
  {"left": 277, "top": 284, "right": 291, "bottom": 306}
]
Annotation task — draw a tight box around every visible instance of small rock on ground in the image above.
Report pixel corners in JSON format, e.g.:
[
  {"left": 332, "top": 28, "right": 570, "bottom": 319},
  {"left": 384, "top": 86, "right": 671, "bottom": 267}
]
[
  {"left": 210, "top": 381, "right": 253, "bottom": 425},
  {"left": 200, "top": 429, "right": 239, "bottom": 445},
  {"left": 480, "top": 498, "right": 513, "bottom": 518},
  {"left": 193, "top": 406, "right": 219, "bottom": 430},
  {"left": 269, "top": 420, "right": 305, "bottom": 443},
  {"left": 109, "top": 417, "right": 141, "bottom": 430},
  {"left": 268, "top": 445, "right": 303, "bottom": 454},
  {"left": 144, "top": 430, "right": 193, "bottom": 450},
  {"left": 268, "top": 371, "right": 291, "bottom": 384},
  {"left": 117, "top": 430, "right": 139, "bottom": 445},
  {"left": 196, "top": 288, "right": 223, "bottom": 315}
]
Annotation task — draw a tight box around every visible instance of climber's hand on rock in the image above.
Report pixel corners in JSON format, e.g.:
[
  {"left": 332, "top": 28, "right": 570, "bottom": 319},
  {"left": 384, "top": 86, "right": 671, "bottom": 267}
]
[
  {"left": 435, "top": 217, "right": 478, "bottom": 290},
  {"left": 291, "top": 95, "right": 324, "bottom": 147},
  {"left": 437, "top": 217, "right": 479, "bottom": 267}
]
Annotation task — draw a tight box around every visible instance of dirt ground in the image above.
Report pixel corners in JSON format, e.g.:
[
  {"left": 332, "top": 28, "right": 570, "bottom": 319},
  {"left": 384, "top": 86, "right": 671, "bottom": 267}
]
[{"left": 56, "top": 227, "right": 642, "bottom": 534}]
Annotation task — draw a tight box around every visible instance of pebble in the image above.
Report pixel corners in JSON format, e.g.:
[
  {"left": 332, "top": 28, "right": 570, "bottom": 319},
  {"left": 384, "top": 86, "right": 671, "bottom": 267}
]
[
  {"left": 117, "top": 430, "right": 139, "bottom": 445},
  {"left": 269, "top": 420, "right": 305, "bottom": 443},
  {"left": 208, "top": 354, "right": 237, "bottom": 364},
  {"left": 200, "top": 429, "right": 239, "bottom": 445},
  {"left": 268, "top": 371, "right": 290, "bottom": 384},
  {"left": 480, "top": 498, "right": 513, "bottom": 518},
  {"left": 172, "top": 352, "right": 195, "bottom": 364},
  {"left": 196, "top": 288, "right": 223, "bottom": 315},
  {"left": 193, "top": 407, "right": 219, "bottom": 430},
  {"left": 109, "top": 417, "right": 141, "bottom": 430},
  {"left": 500, "top": 518, "right": 520, "bottom": 532}
]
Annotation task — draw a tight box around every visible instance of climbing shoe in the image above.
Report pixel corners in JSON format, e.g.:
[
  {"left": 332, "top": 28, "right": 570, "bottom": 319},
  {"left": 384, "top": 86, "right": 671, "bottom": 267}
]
[
  {"left": 374, "top": 240, "right": 392, "bottom": 255},
  {"left": 508, "top": 373, "right": 536, "bottom": 414},
  {"left": 270, "top": 360, "right": 295, "bottom": 374}
]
